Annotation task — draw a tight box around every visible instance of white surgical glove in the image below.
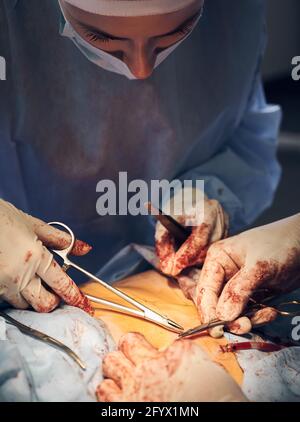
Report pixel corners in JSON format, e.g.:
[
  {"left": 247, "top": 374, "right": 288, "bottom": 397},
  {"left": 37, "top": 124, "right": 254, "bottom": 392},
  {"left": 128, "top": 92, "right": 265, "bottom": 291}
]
[
  {"left": 98, "top": 333, "right": 247, "bottom": 402},
  {"left": 196, "top": 214, "right": 300, "bottom": 335},
  {"left": 0, "top": 199, "right": 93, "bottom": 313},
  {"left": 155, "top": 188, "right": 228, "bottom": 276}
]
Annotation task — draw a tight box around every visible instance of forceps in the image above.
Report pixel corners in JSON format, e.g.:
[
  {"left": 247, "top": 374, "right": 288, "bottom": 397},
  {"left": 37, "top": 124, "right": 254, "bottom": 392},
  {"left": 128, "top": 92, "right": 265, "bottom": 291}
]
[
  {"left": 0, "top": 310, "right": 86, "bottom": 370},
  {"left": 48, "top": 222, "right": 183, "bottom": 333},
  {"left": 179, "top": 295, "right": 300, "bottom": 338}
]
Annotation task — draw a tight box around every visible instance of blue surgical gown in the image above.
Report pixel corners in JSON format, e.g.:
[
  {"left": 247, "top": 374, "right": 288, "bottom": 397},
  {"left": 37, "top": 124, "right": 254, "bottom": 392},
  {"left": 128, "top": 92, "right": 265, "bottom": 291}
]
[{"left": 0, "top": 0, "right": 281, "bottom": 281}]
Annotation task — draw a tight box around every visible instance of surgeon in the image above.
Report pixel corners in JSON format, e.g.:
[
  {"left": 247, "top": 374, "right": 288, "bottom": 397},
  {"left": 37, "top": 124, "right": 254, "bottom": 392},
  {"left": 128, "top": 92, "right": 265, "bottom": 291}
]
[{"left": 0, "top": 0, "right": 281, "bottom": 312}]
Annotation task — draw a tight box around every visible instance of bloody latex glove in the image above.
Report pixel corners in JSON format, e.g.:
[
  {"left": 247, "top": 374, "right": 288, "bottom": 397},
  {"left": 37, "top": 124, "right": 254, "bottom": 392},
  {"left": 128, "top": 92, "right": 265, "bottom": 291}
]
[
  {"left": 176, "top": 267, "right": 201, "bottom": 301},
  {"left": 0, "top": 199, "right": 93, "bottom": 314},
  {"left": 155, "top": 188, "right": 228, "bottom": 277},
  {"left": 195, "top": 214, "right": 300, "bottom": 336},
  {"left": 97, "top": 333, "right": 246, "bottom": 402}
]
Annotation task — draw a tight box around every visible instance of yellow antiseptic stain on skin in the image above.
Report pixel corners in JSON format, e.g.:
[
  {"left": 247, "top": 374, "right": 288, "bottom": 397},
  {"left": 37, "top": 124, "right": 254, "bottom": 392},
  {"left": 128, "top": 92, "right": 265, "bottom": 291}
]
[{"left": 81, "top": 270, "right": 243, "bottom": 386}]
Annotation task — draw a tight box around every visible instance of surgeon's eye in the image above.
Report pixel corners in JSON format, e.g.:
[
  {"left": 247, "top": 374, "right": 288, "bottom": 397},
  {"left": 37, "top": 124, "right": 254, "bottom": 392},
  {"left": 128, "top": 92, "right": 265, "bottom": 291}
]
[
  {"left": 76, "top": 21, "right": 118, "bottom": 44},
  {"left": 175, "top": 12, "right": 201, "bottom": 37},
  {"left": 84, "top": 30, "right": 111, "bottom": 44},
  {"left": 177, "top": 20, "right": 197, "bottom": 36},
  {"left": 162, "top": 7, "right": 203, "bottom": 41}
]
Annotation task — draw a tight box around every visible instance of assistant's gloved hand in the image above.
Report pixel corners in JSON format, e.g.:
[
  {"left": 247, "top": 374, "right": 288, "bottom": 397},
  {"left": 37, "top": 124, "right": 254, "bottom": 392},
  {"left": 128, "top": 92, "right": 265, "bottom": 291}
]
[
  {"left": 155, "top": 188, "right": 228, "bottom": 277},
  {"left": 0, "top": 199, "right": 93, "bottom": 313},
  {"left": 97, "top": 333, "right": 247, "bottom": 402},
  {"left": 196, "top": 214, "right": 300, "bottom": 336}
]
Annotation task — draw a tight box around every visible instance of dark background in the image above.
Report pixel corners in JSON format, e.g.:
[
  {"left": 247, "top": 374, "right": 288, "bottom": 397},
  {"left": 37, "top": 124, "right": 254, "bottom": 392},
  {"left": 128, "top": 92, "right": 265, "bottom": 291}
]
[{"left": 253, "top": 0, "right": 300, "bottom": 226}]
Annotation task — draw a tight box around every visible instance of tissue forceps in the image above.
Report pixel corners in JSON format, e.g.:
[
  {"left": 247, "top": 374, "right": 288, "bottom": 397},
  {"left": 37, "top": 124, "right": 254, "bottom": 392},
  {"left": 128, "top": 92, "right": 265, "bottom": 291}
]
[
  {"left": 179, "top": 295, "right": 300, "bottom": 338},
  {"left": 48, "top": 222, "right": 183, "bottom": 333}
]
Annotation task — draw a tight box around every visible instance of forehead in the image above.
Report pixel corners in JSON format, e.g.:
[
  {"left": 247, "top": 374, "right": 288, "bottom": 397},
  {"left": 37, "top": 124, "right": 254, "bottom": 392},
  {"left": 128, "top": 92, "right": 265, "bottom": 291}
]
[{"left": 62, "top": 0, "right": 204, "bottom": 38}]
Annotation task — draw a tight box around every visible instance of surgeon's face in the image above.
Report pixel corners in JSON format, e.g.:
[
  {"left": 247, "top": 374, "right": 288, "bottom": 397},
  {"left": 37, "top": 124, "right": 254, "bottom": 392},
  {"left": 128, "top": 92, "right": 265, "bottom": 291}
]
[{"left": 60, "top": 0, "right": 204, "bottom": 79}]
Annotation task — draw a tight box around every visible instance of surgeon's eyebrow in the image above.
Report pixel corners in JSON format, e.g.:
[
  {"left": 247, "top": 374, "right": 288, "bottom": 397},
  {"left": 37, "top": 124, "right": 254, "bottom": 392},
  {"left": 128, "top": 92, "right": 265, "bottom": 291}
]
[
  {"left": 73, "top": 8, "right": 203, "bottom": 42},
  {"left": 75, "top": 18, "right": 128, "bottom": 41}
]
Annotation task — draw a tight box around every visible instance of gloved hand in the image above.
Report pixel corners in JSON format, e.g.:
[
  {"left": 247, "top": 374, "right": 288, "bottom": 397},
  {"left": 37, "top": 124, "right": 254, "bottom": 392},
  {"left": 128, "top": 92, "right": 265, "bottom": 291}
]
[
  {"left": 97, "top": 333, "right": 246, "bottom": 402},
  {"left": 196, "top": 214, "right": 300, "bottom": 335},
  {"left": 155, "top": 188, "right": 228, "bottom": 276},
  {"left": 176, "top": 267, "right": 201, "bottom": 301},
  {"left": 0, "top": 199, "right": 93, "bottom": 314}
]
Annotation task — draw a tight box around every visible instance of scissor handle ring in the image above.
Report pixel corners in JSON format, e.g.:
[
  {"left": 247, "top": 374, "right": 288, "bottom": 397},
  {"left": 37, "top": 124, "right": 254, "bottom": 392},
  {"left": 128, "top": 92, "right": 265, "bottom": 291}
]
[{"left": 48, "top": 222, "right": 76, "bottom": 257}]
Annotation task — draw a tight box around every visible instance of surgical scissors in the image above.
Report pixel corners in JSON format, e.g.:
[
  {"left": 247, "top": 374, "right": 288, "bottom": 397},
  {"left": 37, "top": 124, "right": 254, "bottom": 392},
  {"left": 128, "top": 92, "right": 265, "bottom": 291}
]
[
  {"left": 48, "top": 222, "right": 183, "bottom": 333},
  {"left": 179, "top": 294, "right": 300, "bottom": 338}
]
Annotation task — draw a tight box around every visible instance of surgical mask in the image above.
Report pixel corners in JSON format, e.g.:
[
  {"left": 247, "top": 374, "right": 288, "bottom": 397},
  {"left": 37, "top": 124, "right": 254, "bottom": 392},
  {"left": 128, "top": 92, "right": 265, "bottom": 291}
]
[{"left": 59, "top": 1, "right": 201, "bottom": 80}]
